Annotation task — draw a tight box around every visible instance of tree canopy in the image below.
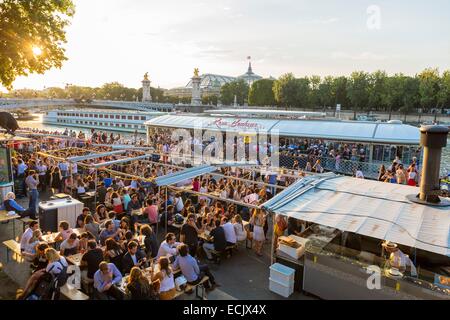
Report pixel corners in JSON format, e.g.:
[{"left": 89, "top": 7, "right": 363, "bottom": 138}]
[{"left": 0, "top": 0, "right": 75, "bottom": 89}]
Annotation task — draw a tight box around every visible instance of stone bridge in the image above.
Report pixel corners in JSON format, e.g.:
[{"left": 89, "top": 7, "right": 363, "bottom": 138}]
[{"left": 0, "top": 98, "right": 174, "bottom": 112}]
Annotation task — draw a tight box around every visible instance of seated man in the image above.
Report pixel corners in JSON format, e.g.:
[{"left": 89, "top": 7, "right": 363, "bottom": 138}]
[
  {"left": 99, "top": 220, "right": 121, "bottom": 246},
  {"left": 173, "top": 244, "right": 218, "bottom": 291},
  {"left": 60, "top": 232, "right": 79, "bottom": 257},
  {"left": 1, "top": 192, "right": 36, "bottom": 219},
  {"left": 156, "top": 233, "right": 181, "bottom": 260},
  {"left": 93, "top": 261, "right": 124, "bottom": 300},
  {"left": 122, "top": 240, "right": 147, "bottom": 275},
  {"left": 203, "top": 220, "right": 227, "bottom": 261},
  {"left": 81, "top": 240, "right": 104, "bottom": 283},
  {"left": 221, "top": 217, "right": 237, "bottom": 247}
]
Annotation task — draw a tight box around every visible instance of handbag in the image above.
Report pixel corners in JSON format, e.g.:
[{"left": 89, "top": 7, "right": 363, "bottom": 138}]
[{"left": 175, "top": 275, "right": 187, "bottom": 291}]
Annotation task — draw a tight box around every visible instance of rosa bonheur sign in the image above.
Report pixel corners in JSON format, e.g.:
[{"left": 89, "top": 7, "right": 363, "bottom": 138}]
[{"left": 207, "top": 118, "right": 264, "bottom": 130}]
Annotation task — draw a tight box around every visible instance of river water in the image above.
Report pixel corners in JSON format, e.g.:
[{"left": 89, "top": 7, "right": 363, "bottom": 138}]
[{"left": 18, "top": 113, "right": 450, "bottom": 176}]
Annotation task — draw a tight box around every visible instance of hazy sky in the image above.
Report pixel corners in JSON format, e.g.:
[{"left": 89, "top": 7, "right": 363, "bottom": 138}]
[{"left": 8, "top": 0, "right": 450, "bottom": 91}]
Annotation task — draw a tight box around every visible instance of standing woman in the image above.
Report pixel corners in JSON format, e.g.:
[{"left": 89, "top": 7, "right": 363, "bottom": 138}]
[
  {"left": 50, "top": 166, "right": 63, "bottom": 194},
  {"left": 250, "top": 208, "right": 266, "bottom": 257},
  {"left": 151, "top": 257, "right": 176, "bottom": 300},
  {"left": 378, "top": 164, "right": 386, "bottom": 182},
  {"left": 407, "top": 164, "right": 418, "bottom": 186}
]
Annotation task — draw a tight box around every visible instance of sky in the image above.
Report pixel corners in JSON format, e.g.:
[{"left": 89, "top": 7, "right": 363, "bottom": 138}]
[{"left": 7, "top": 0, "right": 450, "bottom": 91}]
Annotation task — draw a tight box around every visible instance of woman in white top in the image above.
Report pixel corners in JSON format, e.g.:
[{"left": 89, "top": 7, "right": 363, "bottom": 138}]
[
  {"left": 233, "top": 214, "right": 247, "bottom": 242},
  {"left": 23, "top": 229, "right": 42, "bottom": 259},
  {"left": 152, "top": 257, "right": 176, "bottom": 300},
  {"left": 174, "top": 193, "right": 184, "bottom": 214}
]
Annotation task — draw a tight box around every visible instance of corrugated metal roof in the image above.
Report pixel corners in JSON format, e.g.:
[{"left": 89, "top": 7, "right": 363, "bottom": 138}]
[{"left": 262, "top": 174, "right": 450, "bottom": 257}]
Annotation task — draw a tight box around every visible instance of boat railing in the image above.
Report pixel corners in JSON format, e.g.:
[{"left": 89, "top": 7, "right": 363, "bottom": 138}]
[{"left": 278, "top": 154, "right": 384, "bottom": 179}]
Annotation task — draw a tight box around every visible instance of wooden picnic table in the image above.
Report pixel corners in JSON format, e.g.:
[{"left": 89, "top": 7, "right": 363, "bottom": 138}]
[
  {"left": 0, "top": 210, "right": 21, "bottom": 239},
  {"left": 41, "top": 227, "right": 83, "bottom": 244},
  {"left": 66, "top": 252, "right": 83, "bottom": 267}
]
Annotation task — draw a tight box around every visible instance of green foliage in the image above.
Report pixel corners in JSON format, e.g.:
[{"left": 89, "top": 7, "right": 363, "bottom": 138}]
[
  {"left": 347, "top": 71, "right": 370, "bottom": 115},
  {"left": 0, "top": 0, "right": 75, "bottom": 89},
  {"left": 273, "top": 73, "right": 298, "bottom": 107},
  {"left": 418, "top": 68, "right": 440, "bottom": 112},
  {"left": 438, "top": 70, "right": 450, "bottom": 109},
  {"left": 220, "top": 79, "right": 249, "bottom": 105},
  {"left": 248, "top": 79, "right": 275, "bottom": 106}
]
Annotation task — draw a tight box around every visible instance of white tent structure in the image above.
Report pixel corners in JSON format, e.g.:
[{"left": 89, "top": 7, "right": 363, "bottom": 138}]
[
  {"left": 145, "top": 114, "right": 420, "bottom": 144},
  {"left": 262, "top": 173, "right": 450, "bottom": 257}
]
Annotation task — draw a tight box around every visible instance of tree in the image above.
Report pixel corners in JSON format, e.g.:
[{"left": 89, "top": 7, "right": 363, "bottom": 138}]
[
  {"left": 295, "top": 77, "right": 311, "bottom": 109},
  {"left": 273, "top": 73, "right": 298, "bottom": 108},
  {"left": 317, "top": 76, "right": 334, "bottom": 109},
  {"left": 438, "top": 70, "right": 450, "bottom": 110},
  {"left": 220, "top": 79, "right": 249, "bottom": 105},
  {"left": 418, "top": 68, "right": 440, "bottom": 113},
  {"left": 202, "top": 94, "right": 218, "bottom": 105},
  {"left": 248, "top": 79, "right": 275, "bottom": 106},
  {"left": 0, "top": 0, "right": 75, "bottom": 89},
  {"left": 332, "top": 76, "right": 350, "bottom": 109},
  {"left": 308, "top": 75, "right": 321, "bottom": 109},
  {"left": 368, "top": 70, "right": 388, "bottom": 112},
  {"left": 401, "top": 76, "right": 420, "bottom": 121},
  {"left": 347, "top": 71, "right": 370, "bottom": 119}
]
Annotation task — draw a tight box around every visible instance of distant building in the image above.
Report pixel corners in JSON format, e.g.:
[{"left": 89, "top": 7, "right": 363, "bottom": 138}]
[
  {"left": 237, "top": 62, "right": 262, "bottom": 85},
  {"left": 164, "top": 62, "right": 264, "bottom": 99}
]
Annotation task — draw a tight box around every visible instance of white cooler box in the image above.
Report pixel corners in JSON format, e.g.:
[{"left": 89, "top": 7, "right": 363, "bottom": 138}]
[
  {"left": 269, "top": 263, "right": 295, "bottom": 298},
  {"left": 269, "top": 277, "right": 294, "bottom": 298},
  {"left": 277, "top": 235, "right": 310, "bottom": 260}
]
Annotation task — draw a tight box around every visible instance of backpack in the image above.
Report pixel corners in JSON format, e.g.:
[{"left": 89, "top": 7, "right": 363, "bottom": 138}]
[{"left": 27, "top": 272, "right": 55, "bottom": 300}]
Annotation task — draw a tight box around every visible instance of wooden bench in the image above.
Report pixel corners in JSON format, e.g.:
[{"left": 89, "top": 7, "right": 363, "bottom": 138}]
[
  {"left": 211, "top": 245, "right": 237, "bottom": 264},
  {"left": 3, "top": 240, "right": 22, "bottom": 263},
  {"left": 174, "top": 276, "right": 209, "bottom": 300},
  {"left": 60, "top": 284, "right": 89, "bottom": 300}
]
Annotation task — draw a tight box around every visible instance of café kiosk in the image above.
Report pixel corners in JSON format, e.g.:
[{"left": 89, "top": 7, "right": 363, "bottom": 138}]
[
  {"left": 264, "top": 126, "right": 450, "bottom": 300},
  {"left": 38, "top": 195, "right": 83, "bottom": 232}
]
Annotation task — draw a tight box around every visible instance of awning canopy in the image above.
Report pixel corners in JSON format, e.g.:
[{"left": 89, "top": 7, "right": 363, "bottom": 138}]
[
  {"left": 154, "top": 164, "right": 217, "bottom": 187},
  {"left": 262, "top": 173, "right": 450, "bottom": 257},
  {"left": 145, "top": 115, "right": 420, "bottom": 145},
  {"left": 90, "top": 154, "right": 151, "bottom": 168},
  {"left": 68, "top": 150, "right": 126, "bottom": 162}
]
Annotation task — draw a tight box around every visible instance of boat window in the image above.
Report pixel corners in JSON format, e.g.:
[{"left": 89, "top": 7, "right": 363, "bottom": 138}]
[
  {"left": 128, "top": 116, "right": 132, "bottom": 120},
  {"left": 116, "top": 115, "right": 120, "bottom": 119},
  {"left": 134, "top": 116, "right": 139, "bottom": 120},
  {"left": 121, "top": 115, "right": 126, "bottom": 119},
  {"left": 99, "top": 114, "right": 103, "bottom": 118},
  {"left": 94, "top": 114, "right": 98, "bottom": 118},
  {"left": 140, "top": 116, "right": 146, "bottom": 120}
]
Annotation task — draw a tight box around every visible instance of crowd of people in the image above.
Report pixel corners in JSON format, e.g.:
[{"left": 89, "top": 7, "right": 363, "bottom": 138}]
[
  {"left": 3, "top": 127, "right": 433, "bottom": 300},
  {"left": 5, "top": 134, "right": 292, "bottom": 300}
]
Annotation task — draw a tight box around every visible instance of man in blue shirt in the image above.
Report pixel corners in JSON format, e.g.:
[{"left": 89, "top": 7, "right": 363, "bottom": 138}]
[
  {"left": 93, "top": 261, "right": 123, "bottom": 300},
  {"left": 99, "top": 220, "right": 121, "bottom": 246},
  {"left": 173, "top": 244, "right": 218, "bottom": 291}
]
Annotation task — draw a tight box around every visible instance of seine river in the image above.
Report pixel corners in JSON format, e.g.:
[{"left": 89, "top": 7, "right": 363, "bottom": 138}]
[{"left": 18, "top": 113, "right": 450, "bottom": 176}]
